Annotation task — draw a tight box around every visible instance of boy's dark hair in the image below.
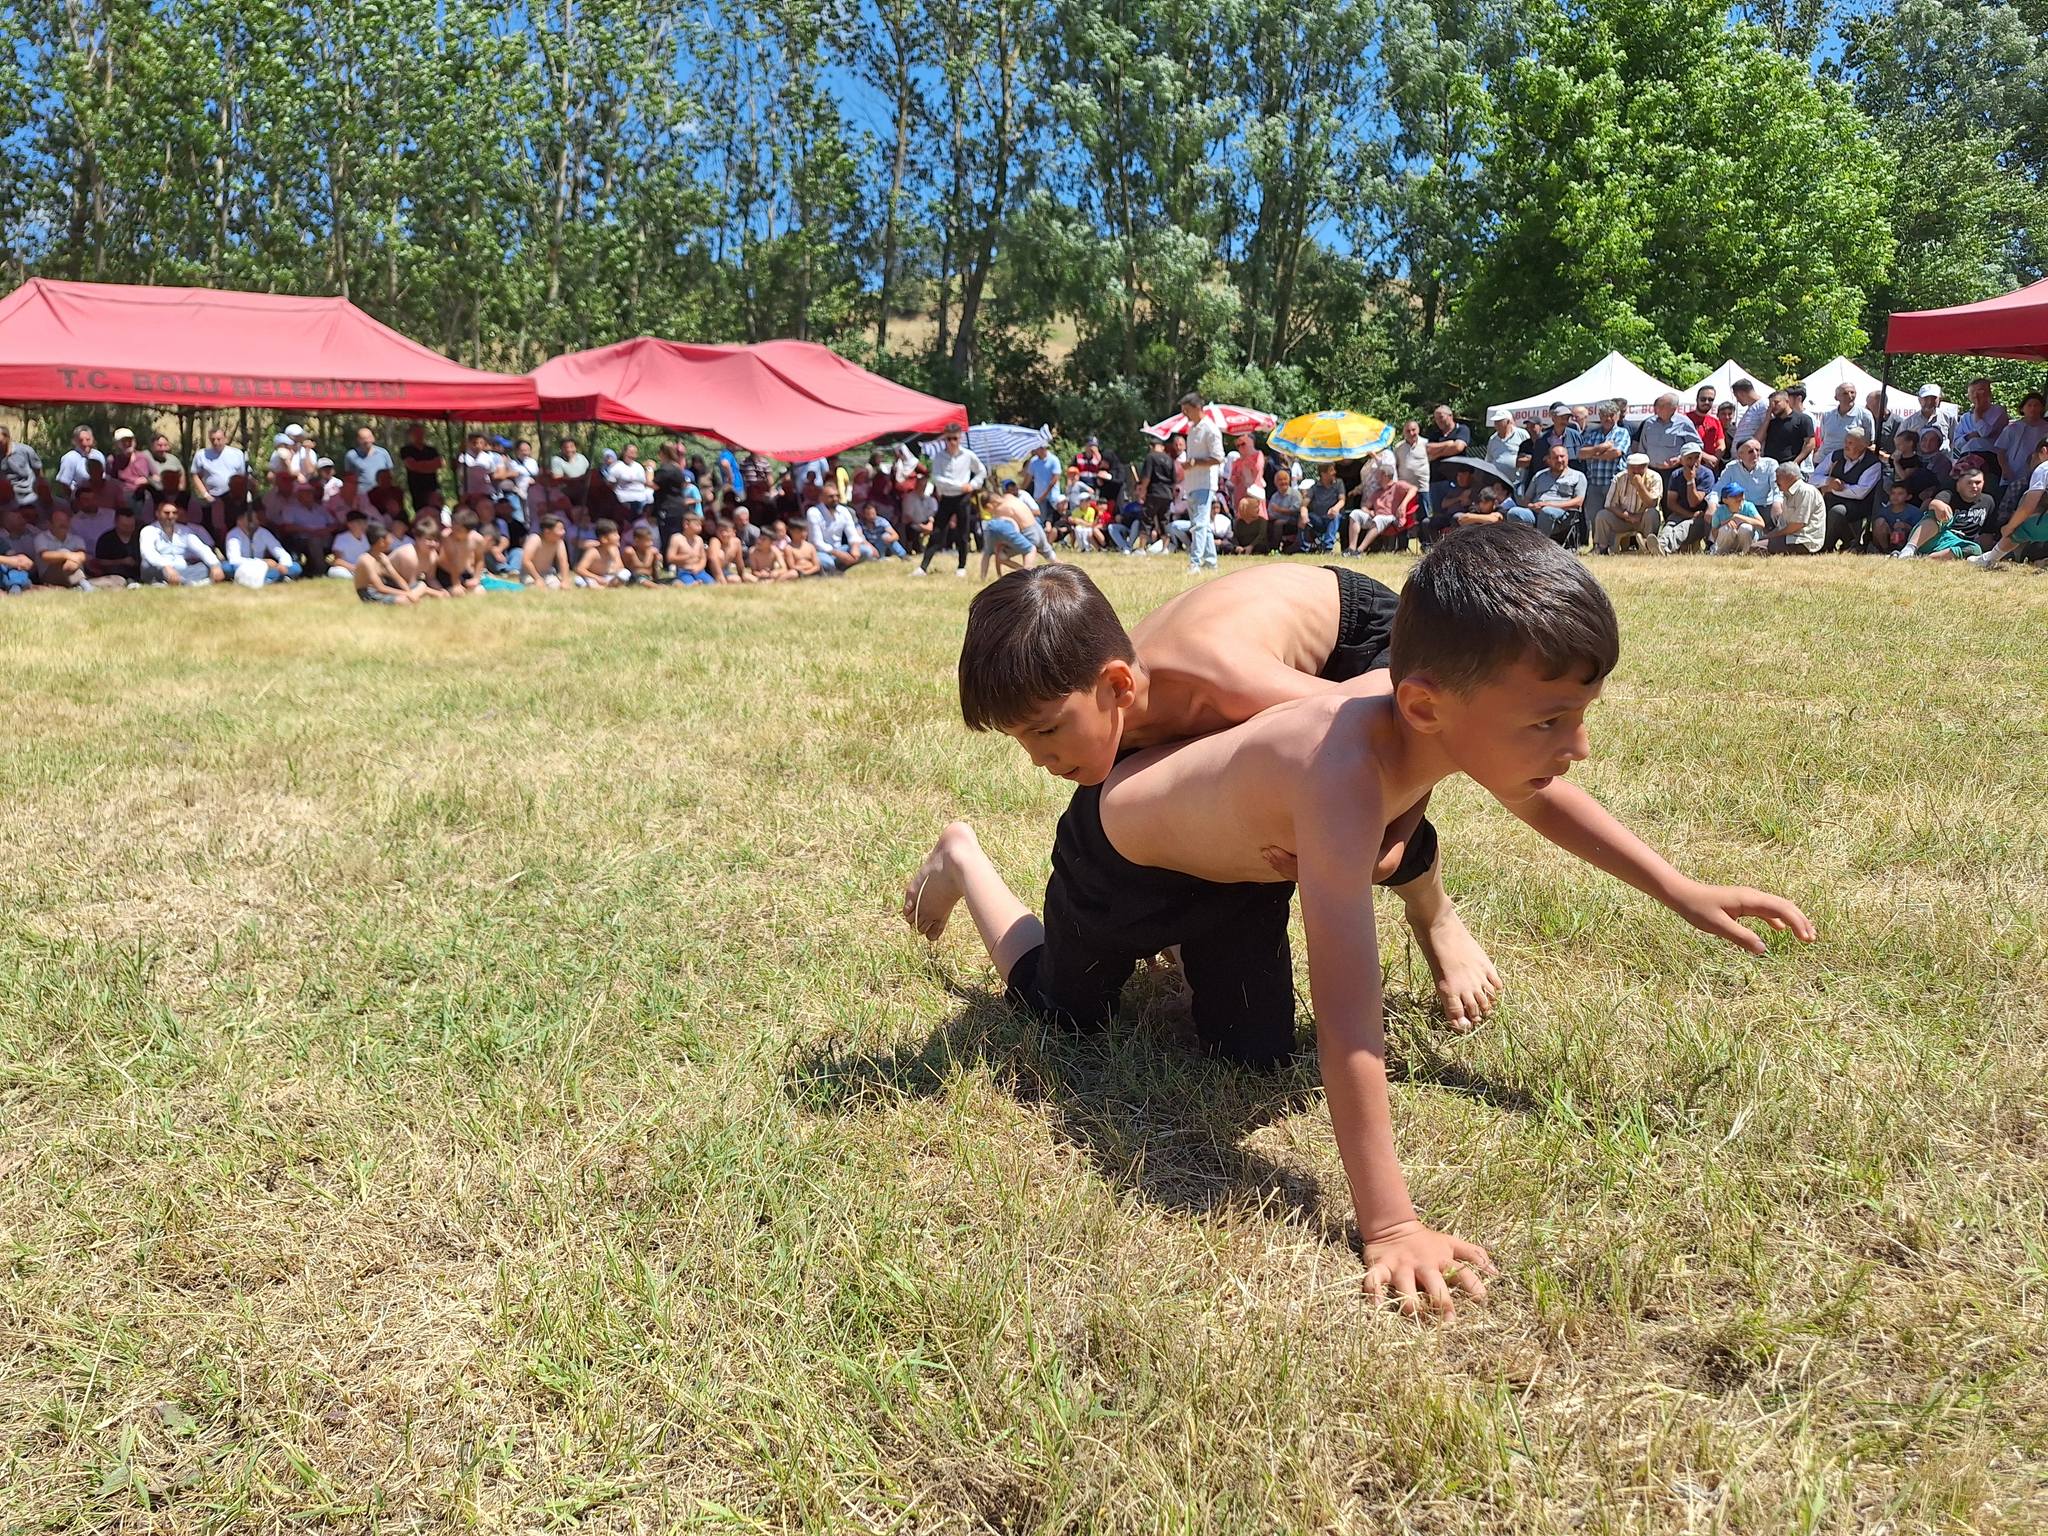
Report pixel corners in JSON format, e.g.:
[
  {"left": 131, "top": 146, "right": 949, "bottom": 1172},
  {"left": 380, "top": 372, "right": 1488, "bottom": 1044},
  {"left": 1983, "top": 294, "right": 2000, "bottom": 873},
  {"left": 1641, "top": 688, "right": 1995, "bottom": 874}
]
[
  {"left": 456, "top": 510, "right": 480, "bottom": 531},
  {"left": 345, "top": 506, "right": 367, "bottom": 522},
  {"left": 958, "top": 565, "right": 1135, "bottom": 732},
  {"left": 364, "top": 519, "right": 389, "bottom": 542},
  {"left": 541, "top": 514, "right": 564, "bottom": 532},
  {"left": 595, "top": 518, "right": 619, "bottom": 537},
  {"left": 1390, "top": 523, "right": 1618, "bottom": 695}
]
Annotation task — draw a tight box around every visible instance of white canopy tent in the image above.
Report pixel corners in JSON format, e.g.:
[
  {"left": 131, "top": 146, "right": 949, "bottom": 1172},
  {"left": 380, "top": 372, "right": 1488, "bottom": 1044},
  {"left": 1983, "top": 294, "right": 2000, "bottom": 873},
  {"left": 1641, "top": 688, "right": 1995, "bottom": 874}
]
[
  {"left": 1487, "top": 351, "right": 1680, "bottom": 422},
  {"left": 1684, "top": 358, "right": 1767, "bottom": 399},
  {"left": 1800, "top": 356, "right": 1918, "bottom": 417}
]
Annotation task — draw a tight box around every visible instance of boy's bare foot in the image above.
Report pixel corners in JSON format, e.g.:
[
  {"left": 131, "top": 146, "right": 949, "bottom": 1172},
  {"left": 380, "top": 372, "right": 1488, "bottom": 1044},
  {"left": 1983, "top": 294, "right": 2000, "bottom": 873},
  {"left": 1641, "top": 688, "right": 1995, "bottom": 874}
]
[
  {"left": 1412, "top": 905, "right": 1501, "bottom": 1033},
  {"left": 901, "top": 821, "right": 974, "bottom": 941}
]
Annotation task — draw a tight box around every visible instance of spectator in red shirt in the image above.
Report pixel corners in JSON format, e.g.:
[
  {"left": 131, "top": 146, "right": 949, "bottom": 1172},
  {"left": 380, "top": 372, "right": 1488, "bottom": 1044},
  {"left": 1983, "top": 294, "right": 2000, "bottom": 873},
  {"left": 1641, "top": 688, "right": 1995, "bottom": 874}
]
[{"left": 1687, "top": 386, "right": 1727, "bottom": 466}]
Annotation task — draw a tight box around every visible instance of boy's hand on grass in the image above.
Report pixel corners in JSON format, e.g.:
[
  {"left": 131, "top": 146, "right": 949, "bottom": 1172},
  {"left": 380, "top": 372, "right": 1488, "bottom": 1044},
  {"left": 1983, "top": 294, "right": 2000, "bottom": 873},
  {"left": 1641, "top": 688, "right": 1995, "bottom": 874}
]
[
  {"left": 1362, "top": 1221, "right": 1496, "bottom": 1319},
  {"left": 1671, "top": 880, "right": 1816, "bottom": 954}
]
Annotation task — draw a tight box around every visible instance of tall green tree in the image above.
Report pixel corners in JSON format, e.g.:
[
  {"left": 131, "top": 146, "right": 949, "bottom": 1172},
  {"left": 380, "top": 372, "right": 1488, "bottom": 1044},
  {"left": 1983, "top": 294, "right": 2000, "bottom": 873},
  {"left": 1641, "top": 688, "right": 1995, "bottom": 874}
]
[{"left": 1439, "top": 0, "right": 1892, "bottom": 407}]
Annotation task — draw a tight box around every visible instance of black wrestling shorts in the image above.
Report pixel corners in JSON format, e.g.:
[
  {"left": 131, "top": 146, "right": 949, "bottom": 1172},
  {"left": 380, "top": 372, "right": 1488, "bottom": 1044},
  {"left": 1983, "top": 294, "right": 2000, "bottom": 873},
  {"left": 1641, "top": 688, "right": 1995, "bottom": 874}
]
[
  {"left": 1318, "top": 565, "right": 1401, "bottom": 682},
  {"left": 1003, "top": 784, "right": 1442, "bottom": 1068},
  {"left": 1005, "top": 783, "right": 1299, "bottom": 1068}
]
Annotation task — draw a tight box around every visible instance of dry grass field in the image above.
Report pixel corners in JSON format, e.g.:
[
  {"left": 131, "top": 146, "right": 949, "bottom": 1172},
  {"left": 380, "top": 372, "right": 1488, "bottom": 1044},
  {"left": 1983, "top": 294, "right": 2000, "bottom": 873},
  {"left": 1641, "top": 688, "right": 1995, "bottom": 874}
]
[{"left": 1, "top": 552, "right": 2044, "bottom": 1533}]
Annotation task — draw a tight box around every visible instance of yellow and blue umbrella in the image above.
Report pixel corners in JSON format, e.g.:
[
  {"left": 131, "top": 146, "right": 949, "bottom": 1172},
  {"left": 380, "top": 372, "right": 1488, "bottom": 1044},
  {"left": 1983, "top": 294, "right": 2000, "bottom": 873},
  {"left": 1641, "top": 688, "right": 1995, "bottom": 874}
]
[{"left": 1267, "top": 409, "right": 1394, "bottom": 462}]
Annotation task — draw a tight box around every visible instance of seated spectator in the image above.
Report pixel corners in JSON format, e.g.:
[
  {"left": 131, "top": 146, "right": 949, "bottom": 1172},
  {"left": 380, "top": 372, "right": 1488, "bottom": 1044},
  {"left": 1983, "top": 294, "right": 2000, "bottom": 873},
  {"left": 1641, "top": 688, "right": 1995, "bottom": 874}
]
[
  {"left": 1594, "top": 454, "right": 1663, "bottom": 554},
  {"left": 56, "top": 425, "right": 105, "bottom": 499},
  {"left": 1659, "top": 443, "right": 1716, "bottom": 553},
  {"left": 29, "top": 505, "right": 95, "bottom": 589},
  {"left": 1815, "top": 426, "right": 1883, "bottom": 551},
  {"left": 274, "top": 479, "right": 339, "bottom": 565},
  {"left": 1913, "top": 428, "right": 1954, "bottom": 492},
  {"left": 619, "top": 523, "right": 662, "bottom": 583},
  {"left": 1265, "top": 468, "right": 1304, "bottom": 552},
  {"left": 1302, "top": 463, "right": 1345, "bottom": 553},
  {"left": 140, "top": 498, "right": 226, "bottom": 586},
  {"left": 785, "top": 518, "right": 824, "bottom": 577},
  {"left": 1716, "top": 439, "right": 1783, "bottom": 525},
  {"left": 667, "top": 510, "right": 715, "bottom": 585},
  {"left": 1524, "top": 442, "right": 1588, "bottom": 542},
  {"left": 522, "top": 514, "right": 575, "bottom": 588},
  {"left": 353, "top": 520, "right": 420, "bottom": 605},
  {"left": 1901, "top": 383, "right": 1957, "bottom": 448},
  {"left": 470, "top": 501, "right": 512, "bottom": 572},
  {"left": 1890, "top": 437, "right": 1941, "bottom": 505},
  {"left": 368, "top": 468, "right": 406, "bottom": 521},
  {"left": 1445, "top": 482, "right": 1523, "bottom": 528},
  {"left": 1, "top": 426, "right": 44, "bottom": 505},
  {"left": 1711, "top": 483, "right": 1769, "bottom": 555},
  {"left": 575, "top": 518, "right": 629, "bottom": 587},
  {"left": 224, "top": 503, "right": 304, "bottom": 584},
  {"left": 1346, "top": 471, "right": 1415, "bottom": 554},
  {"left": 327, "top": 507, "right": 372, "bottom": 578},
  {"left": 1231, "top": 475, "right": 1272, "bottom": 554},
  {"left": 434, "top": 510, "right": 485, "bottom": 595},
  {"left": 709, "top": 518, "right": 751, "bottom": 583},
  {"left": 807, "top": 482, "right": 875, "bottom": 572},
  {"left": 88, "top": 506, "right": 145, "bottom": 584},
  {"left": 1758, "top": 461, "right": 1825, "bottom": 556},
  {"left": 1994, "top": 392, "right": 2046, "bottom": 486},
  {"left": 896, "top": 471, "right": 936, "bottom": 553},
  {"left": 855, "top": 501, "right": 908, "bottom": 559},
  {"left": 0, "top": 503, "right": 33, "bottom": 595},
  {"left": 1969, "top": 433, "right": 2048, "bottom": 567},
  {"left": 1898, "top": 464, "right": 1995, "bottom": 561},
  {"left": 1869, "top": 482, "right": 1924, "bottom": 553},
  {"left": 748, "top": 521, "right": 798, "bottom": 581},
  {"left": 1421, "top": 466, "right": 1479, "bottom": 544}
]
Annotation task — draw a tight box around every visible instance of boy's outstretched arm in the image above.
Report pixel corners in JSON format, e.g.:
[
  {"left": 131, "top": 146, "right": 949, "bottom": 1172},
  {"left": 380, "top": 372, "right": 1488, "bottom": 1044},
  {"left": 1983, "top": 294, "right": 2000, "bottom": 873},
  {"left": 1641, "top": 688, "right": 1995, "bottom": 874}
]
[
  {"left": 1511, "top": 779, "right": 1815, "bottom": 953},
  {"left": 1296, "top": 750, "right": 1495, "bottom": 1318}
]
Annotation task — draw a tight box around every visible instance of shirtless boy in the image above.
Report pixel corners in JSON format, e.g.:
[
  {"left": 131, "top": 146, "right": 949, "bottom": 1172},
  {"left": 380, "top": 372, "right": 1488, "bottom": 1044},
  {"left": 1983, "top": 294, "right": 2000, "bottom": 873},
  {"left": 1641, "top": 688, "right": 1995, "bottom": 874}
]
[
  {"left": 575, "top": 518, "right": 628, "bottom": 587},
  {"left": 986, "top": 561, "right": 1790, "bottom": 1028},
  {"left": 522, "top": 514, "right": 574, "bottom": 588},
  {"left": 434, "top": 510, "right": 484, "bottom": 596},
  {"left": 668, "top": 511, "right": 715, "bottom": 585},
  {"left": 711, "top": 518, "right": 754, "bottom": 584},
  {"left": 905, "top": 528, "right": 1812, "bottom": 1313},
  {"left": 352, "top": 520, "right": 419, "bottom": 605},
  {"left": 749, "top": 521, "right": 798, "bottom": 581},
  {"left": 624, "top": 524, "right": 665, "bottom": 585}
]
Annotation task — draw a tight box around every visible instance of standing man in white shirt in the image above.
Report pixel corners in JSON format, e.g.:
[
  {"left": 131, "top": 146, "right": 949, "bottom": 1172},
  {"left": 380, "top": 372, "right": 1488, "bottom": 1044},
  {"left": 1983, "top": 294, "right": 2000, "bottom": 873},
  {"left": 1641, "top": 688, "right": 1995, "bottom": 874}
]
[
  {"left": 56, "top": 425, "right": 104, "bottom": 497},
  {"left": 458, "top": 432, "right": 503, "bottom": 504},
  {"left": 191, "top": 426, "right": 247, "bottom": 517},
  {"left": 915, "top": 425, "right": 987, "bottom": 578},
  {"left": 1177, "top": 390, "right": 1223, "bottom": 572},
  {"left": 549, "top": 437, "right": 591, "bottom": 508},
  {"left": 140, "top": 498, "right": 226, "bottom": 585}
]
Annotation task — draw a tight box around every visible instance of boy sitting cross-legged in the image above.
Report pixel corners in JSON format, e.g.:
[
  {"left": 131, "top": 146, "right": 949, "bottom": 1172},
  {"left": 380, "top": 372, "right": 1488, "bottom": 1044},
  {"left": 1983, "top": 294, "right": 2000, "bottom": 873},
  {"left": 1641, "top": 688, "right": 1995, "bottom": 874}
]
[{"left": 903, "top": 526, "right": 1814, "bottom": 1315}]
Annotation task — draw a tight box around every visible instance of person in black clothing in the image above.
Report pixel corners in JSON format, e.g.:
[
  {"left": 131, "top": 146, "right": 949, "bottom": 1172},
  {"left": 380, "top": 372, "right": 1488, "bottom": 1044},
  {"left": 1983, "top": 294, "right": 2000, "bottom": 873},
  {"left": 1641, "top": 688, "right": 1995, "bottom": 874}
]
[
  {"left": 399, "top": 424, "right": 443, "bottom": 512},
  {"left": 651, "top": 441, "right": 691, "bottom": 545},
  {"left": 89, "top": 506, "right": 144, "bottom": 584},
  {"left": 1761, "top": 389, "right": 1816, "bottom": 467},
  {"left": 1136, "top": 438, "right": 1177, "bottom": 545}
]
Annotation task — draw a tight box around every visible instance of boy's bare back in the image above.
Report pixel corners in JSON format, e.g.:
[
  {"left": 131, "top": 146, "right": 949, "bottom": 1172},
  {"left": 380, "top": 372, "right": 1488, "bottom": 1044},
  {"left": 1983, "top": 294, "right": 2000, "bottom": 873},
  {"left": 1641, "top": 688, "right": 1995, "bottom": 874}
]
[
  {"left": 1124, "top": 565, "right": 1352, "bottom": 747},
  {"left": 1101, "top": 690, "right": 1411, "bottom": 884}
]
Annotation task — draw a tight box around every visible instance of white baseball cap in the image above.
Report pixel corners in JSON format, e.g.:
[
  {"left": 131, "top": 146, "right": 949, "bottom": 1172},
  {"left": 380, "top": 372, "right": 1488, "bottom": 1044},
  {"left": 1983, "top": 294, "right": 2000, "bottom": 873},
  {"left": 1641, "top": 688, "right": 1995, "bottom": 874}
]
[
  {"left": 284, "top": 422, "right": 306, "bottom": 437},
  {"left": 1917, "top": 384, "right": 1942, "bottom": 400}
]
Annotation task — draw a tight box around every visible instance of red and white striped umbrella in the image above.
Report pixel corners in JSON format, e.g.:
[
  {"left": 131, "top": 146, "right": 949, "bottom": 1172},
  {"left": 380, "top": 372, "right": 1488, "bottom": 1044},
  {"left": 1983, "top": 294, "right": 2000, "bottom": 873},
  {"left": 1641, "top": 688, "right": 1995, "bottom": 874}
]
[{"left": 1142, "top": 402, "right": 1280, "bottom": 440}]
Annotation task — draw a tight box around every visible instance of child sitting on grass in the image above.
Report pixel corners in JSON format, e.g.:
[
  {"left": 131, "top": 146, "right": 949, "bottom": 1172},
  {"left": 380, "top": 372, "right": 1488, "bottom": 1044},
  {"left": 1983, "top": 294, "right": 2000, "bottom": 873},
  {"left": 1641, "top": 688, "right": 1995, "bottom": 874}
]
[
  {"left": 352, "top": 520, "right": 419, "bottom": 605},
  {"left": 749, "top": 521, "right": 798, "bottom": 581},
  {"left": 904, "top": 528, "right": 1813, "bottom": 1316},
  {"left": 623, "top": 523, "right": 666, "bottom": 585},
  {"left": 522, "top": 514, "right": 574, "bottom": 588},
  {"left": 575, "top": 518, "right": 628, "bottom": 587},
  {"left": 668, "top": 511, "right": 716, "bottom": 585}
]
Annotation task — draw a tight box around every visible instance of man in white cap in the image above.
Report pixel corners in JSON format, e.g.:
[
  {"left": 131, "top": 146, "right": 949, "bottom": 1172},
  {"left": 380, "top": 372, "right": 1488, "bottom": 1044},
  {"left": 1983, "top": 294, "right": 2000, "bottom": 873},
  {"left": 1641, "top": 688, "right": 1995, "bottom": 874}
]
[
  {"left": 106, "top": 427, "right": 155, "bottom": 510},
  {"left": 1901, "top": 384, "right": 1957, "bottom": 448},
  {"left": 1482, "top": 409, "right": 1525, "bottom": 479}
]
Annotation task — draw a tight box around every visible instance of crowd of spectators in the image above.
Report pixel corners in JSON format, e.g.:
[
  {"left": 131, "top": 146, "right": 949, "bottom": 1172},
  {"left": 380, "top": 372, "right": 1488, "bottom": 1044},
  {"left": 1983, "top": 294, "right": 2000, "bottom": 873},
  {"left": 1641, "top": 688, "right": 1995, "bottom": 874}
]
[{"left": 3, "top": 373, "right": 2042, "bottom": 602}]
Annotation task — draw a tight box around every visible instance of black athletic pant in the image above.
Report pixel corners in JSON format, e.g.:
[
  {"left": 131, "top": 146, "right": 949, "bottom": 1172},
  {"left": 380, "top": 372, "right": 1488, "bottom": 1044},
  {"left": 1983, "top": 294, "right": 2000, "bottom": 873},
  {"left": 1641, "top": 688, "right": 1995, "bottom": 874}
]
[
  {"left": 1822, "top": 497, "right": 1869, "bottom": 552},
  {"left": 920, "top": 493, "right": 972, "bottom": 571}
]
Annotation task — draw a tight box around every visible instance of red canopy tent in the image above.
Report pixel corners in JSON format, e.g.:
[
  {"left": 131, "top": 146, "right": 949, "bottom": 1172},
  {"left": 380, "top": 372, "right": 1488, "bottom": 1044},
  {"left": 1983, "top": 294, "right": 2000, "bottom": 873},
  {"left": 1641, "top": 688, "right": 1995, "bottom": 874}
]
[
  {"left": 1885, "top": 276, "right": 2048, "bottom": 362},
  {"left": 529, "top": 336, "right": 967, "bottom": 459},
  {"left": 0, "top": 278, "right": 538, "bottom": 416}
]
